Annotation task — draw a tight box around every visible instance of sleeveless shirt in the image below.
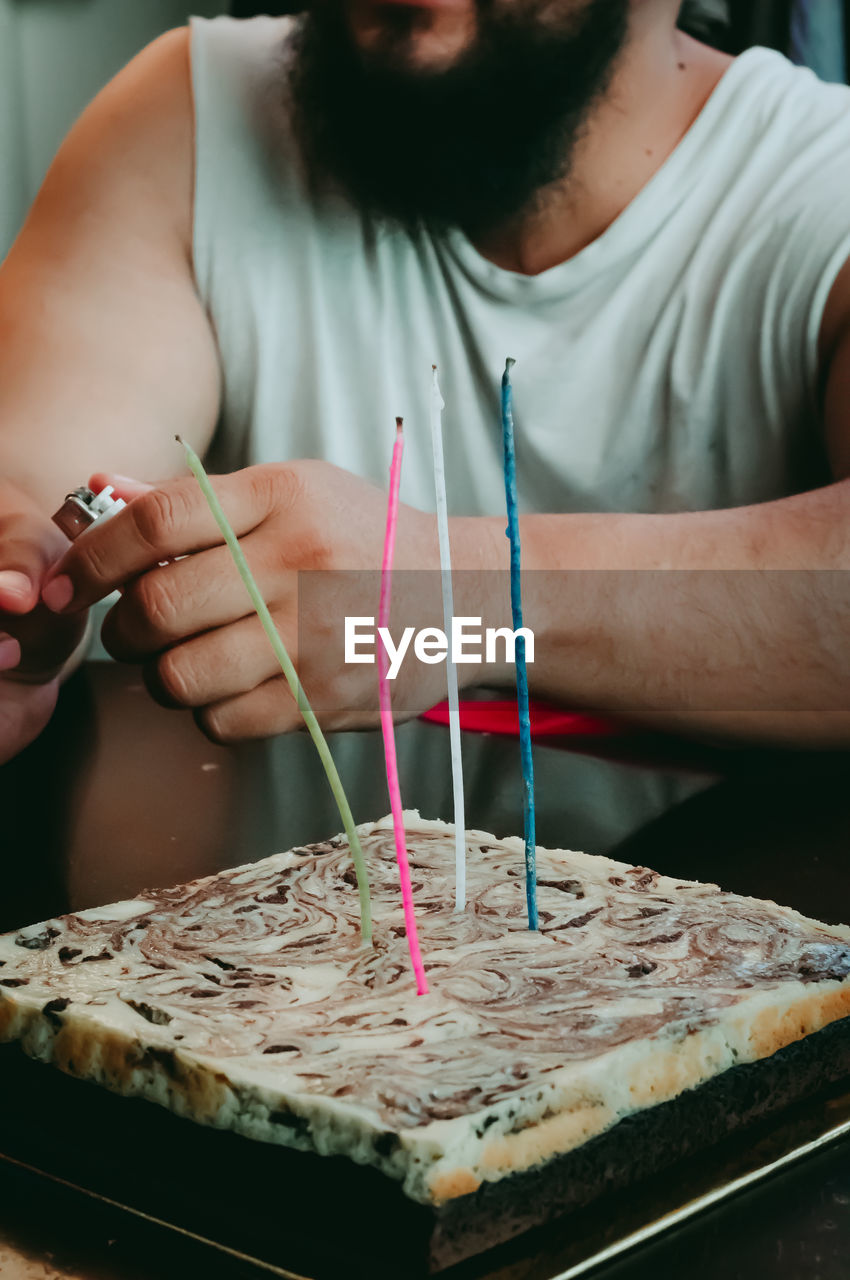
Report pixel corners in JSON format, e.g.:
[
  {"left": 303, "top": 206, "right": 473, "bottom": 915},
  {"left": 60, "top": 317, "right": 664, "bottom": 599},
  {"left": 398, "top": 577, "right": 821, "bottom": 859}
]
[{"left": 190, "top": 15, "right": 850, "bottom": 517}]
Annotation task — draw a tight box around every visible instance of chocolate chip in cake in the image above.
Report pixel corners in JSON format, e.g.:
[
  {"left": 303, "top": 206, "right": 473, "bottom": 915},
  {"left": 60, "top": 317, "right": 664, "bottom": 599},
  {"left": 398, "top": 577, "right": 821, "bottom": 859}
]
[
  {"left": 627, "top": 961, "right": 658, "bottom": 978},
  {"left": 374, "top": 1131, "right": 401, "bottom": 1157},
  {"left": 798, "top": 947, "right": 850, "bottom": 983},
  {"left": 43, "top": 997, "right": 70, "bottom": 1027},
  {"left": 538, "top": 879, "right": 585, "bottom": 898},
  {"left": 0, "top": 977, "right": 28, "bottom": 987},
  {"left": 15, "top": 927, "right": 59, "bottom": 950},
  {"left": 563, "top": 908, "right": 604, "bottom": 929},
  {"left": 263, "top": 1044, "right": 299, "bottom": 1054},
  {"left": 259, "top": 882, "right": 291, "bottom": 905},
  {"left": 475, "top": 1114, "right": 500, "bottom": 1139},
  {"left": 80, "top": 950, "right": 113, "bottom": 963},
  {"left": 144, "top": 1046, "right": 179, "bottom": 1078},
  {"left": 630, "top": 870, "right": 659, "bottom": 889},
  {"left": 123, "top": 999, "right": 173, "bottom": 1026},
  {"left": 58, "top": 947, "right": 83, "bottom": 963},
  {"left": 269, "top": 1108, "right": 310, "bottom": 1136}
]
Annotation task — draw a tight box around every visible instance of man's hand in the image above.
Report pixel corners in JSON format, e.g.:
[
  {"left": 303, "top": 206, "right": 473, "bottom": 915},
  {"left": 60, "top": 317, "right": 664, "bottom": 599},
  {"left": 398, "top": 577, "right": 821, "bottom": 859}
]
[
  {"left": 41, "top": 462, "right": 495, "bottom": 744},
  {"left": 0, "top": 485, "right": 91, "bottom": 762}
]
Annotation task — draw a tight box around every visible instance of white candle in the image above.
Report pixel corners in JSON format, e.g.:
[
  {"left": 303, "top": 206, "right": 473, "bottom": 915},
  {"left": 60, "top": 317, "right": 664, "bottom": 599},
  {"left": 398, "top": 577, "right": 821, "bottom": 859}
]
[{"left": 430, "top": 365, "right": 467, "bottom": 912}]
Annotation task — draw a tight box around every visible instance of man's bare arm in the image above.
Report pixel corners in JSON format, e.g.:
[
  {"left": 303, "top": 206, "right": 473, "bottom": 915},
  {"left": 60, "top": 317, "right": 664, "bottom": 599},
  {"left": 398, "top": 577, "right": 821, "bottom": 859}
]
[
  {"left": 0, "top": 26, "right": 218, "bottom": 507},
  {"left": 508, "top": 480, "right": 850, "bottom": 747},
  {"left": 0, "top": 27, "right": 219, "bottom": 760}
]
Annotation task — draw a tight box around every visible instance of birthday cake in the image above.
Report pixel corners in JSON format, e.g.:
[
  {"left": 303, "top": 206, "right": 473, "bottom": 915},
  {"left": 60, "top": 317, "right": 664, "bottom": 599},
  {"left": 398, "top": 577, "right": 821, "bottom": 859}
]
[{"left": 2, "top": 813, "right": 850, "bottom": 1269}]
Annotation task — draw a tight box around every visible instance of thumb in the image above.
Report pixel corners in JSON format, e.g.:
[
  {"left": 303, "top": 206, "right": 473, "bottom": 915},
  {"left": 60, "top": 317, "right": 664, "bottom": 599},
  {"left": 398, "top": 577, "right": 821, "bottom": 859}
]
[
  {"left": 0, "top": 514, "right": 64, "bottom": 614},
  {"left": 88, "top": 473, "right": 155, "bottom": 504}
]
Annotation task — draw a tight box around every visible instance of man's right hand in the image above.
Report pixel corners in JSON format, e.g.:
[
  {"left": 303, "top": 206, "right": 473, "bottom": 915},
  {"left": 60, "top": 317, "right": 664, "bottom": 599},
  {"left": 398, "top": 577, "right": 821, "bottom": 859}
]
[{"left": 0, "top": 491, "right": 90, "bottom": 762}]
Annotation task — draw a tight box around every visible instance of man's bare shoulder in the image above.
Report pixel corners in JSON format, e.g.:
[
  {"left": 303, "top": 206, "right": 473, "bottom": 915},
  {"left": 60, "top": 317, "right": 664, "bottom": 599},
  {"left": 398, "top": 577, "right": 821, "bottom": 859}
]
[{"left": 0, "top": 26, "right": 219, "bottom": 501}]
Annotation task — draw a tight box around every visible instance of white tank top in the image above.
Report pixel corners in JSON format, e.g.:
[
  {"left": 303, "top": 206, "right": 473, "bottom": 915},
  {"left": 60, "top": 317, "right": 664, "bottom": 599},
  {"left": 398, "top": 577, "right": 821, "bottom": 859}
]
[{"left": 190, "top": 15, "right": 850, "bottom": 517}]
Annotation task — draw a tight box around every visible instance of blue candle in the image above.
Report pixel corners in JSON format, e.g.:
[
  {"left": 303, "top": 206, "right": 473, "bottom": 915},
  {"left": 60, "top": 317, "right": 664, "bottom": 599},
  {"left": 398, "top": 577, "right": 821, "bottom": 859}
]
[{"left": 500, "top": 358, "right": 538, "bottom": 931}]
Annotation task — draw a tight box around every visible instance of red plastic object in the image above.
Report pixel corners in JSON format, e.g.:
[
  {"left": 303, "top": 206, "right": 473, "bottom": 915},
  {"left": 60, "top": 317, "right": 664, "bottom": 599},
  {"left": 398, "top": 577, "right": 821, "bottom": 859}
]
[
  {"left": 419, "top": 699, "right": 724, "bottom": 776},
  {"left": 420, "top": 699, "right": 633, "bottom": 740}
]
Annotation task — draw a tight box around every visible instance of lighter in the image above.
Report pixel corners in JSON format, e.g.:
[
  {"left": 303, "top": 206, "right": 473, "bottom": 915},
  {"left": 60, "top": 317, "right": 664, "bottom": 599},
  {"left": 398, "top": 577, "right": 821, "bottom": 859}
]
[{"left": 51, "top": 485, "right": 126, "bottom": 541}]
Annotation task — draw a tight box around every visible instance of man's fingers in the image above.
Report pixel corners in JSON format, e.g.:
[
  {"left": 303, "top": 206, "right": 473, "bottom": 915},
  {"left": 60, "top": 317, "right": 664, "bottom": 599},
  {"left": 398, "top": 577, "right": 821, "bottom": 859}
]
[
  {"left": 193, "top": 675, "right": 305, "bottom": 745},
  {"left": 100, "top": 536, "right": 296, "bottom": 660},
  {"left": 41, "top": 470, "right": 280, "bottom": 612},
  {"left": 88, "top": 472, "right": 154, "bottom": 502},
  {"left": 142, "top": 612, "right": 295, "bottom": 710}
]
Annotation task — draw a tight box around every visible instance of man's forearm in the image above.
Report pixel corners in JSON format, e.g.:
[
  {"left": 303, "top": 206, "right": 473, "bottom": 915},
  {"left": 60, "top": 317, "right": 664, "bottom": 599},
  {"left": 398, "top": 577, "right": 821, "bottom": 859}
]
[{"left": 483, "top": 482, "right": 850, "bottom": 746}]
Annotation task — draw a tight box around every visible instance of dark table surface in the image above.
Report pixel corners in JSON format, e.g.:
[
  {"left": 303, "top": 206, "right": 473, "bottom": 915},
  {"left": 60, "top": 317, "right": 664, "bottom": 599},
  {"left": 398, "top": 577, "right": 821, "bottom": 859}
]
[{"left": 2, "top": 660, "right": 850, "bottom": 1280}]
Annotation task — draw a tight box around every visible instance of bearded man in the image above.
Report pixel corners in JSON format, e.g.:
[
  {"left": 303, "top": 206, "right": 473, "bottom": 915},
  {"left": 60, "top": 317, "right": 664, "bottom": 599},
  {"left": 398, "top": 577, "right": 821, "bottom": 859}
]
[{"left": 1, "top": 0, "right": 849, "bottom": 761}]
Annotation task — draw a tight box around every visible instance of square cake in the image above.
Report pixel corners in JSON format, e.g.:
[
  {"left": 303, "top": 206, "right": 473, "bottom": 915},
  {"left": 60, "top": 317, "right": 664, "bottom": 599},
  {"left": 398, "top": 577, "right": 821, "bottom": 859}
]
[{"left": 1, "top": 813, "right": 850, "bottom": 1270}]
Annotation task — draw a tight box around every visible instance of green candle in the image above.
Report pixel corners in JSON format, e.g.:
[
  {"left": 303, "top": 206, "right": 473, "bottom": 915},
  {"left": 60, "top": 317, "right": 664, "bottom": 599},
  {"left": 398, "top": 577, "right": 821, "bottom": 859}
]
[{"left": 177, "top": 438, "right": 373, "bottom": 944}]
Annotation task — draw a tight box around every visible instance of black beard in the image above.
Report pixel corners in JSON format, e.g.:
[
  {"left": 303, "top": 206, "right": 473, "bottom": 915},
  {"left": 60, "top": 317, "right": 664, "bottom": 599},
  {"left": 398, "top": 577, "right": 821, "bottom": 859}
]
[{"left": 289, "top": 0, "right": 631, "bottom": 235}]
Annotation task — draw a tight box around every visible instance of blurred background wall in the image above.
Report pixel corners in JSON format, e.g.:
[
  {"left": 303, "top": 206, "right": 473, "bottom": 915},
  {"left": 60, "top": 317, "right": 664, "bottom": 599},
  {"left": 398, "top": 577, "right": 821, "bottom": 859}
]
[{"left": 0, "top": 0, "right": 228, "bottom": 258}]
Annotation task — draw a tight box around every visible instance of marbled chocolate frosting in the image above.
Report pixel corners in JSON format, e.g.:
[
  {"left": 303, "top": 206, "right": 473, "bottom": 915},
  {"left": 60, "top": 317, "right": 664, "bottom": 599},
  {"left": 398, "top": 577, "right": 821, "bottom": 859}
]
[{"left": 1, "top": 814, "right": 849, "bottom": 1203}]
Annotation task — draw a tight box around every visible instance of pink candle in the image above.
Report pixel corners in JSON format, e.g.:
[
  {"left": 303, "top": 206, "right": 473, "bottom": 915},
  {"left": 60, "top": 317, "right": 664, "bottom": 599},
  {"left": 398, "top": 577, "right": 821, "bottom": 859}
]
[{"left": 379, "top": 419, "right": 429, "bottom": 996}]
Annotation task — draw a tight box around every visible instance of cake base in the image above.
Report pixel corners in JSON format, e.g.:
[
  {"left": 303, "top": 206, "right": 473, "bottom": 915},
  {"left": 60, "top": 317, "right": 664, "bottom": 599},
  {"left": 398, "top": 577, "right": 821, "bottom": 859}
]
[{"left": 2, "top": 1015, "right": 849, "bottom": 1276}]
